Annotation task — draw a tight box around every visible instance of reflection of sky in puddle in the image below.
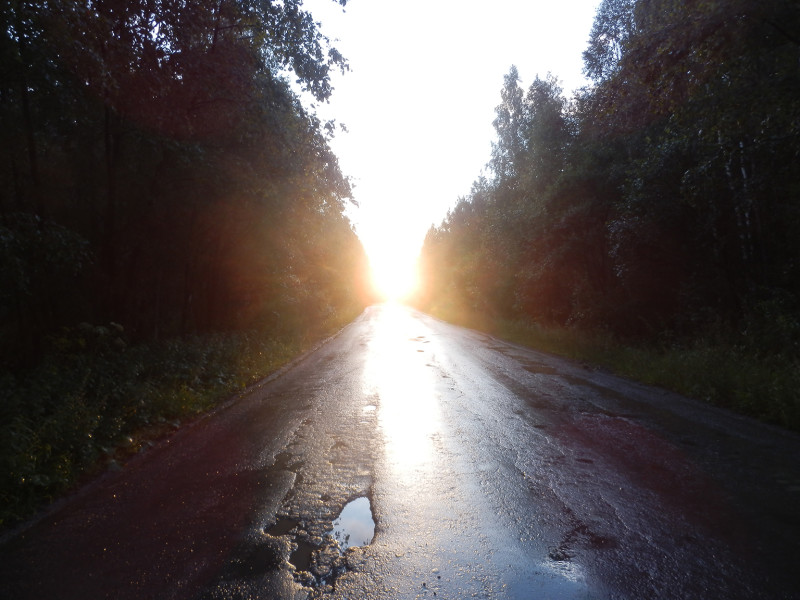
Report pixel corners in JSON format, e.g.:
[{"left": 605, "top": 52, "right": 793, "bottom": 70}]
[
  {"left": 329, "top": 497, "right": 375, "bottom": 551},
  {"left": 363, "top": 304, "right": 439, "bottom": 476}
]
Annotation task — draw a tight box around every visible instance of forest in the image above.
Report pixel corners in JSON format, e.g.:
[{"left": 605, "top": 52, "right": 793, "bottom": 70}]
[
  {"left": 417, "top": 0, "right": 800, "bottom": 428},
  {"left": 3, "top": 0, "right": 799, "bottom": 528},
  {"left": 0, "top": 0, "right": 370, "bottom": 525}
]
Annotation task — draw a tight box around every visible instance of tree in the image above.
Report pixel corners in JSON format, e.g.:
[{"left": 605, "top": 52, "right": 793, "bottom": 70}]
[
  {"left": 583, "top": 0, "right": 636, "bottom": 82},
  {"left": 420, "top": 0, "right": 800, "bottom": 341},
  {"left": 490, "top": 66, "right": 526, "bottom": 183},
  {"left": 601, "top": 0, "right": 800, "bottom": 325},
  {"left": 0, "top": 0, "right": 366, "bottom": 365}
]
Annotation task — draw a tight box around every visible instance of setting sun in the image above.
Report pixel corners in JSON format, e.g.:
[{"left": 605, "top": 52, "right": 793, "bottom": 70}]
[
  {"left": 368, "top": 247, "right": 420, "bottom": 302},
  {"left": 353, "top": 205, "right": 422, "bottom": 302}
]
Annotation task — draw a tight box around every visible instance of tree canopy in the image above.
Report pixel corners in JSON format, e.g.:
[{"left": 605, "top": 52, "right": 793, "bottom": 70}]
[
  {"left": 0, "top": 0, "right": 369, "bottom": 365},
  {"left": 419, "top": 0, "right": 800, "bottom": 344}
]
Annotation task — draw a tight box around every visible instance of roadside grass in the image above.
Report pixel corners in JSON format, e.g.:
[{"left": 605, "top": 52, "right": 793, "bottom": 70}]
[
  {"left": 426, "top": 305, "right": 800, "bottom": 432},
  {"left": 0, "top": 310, "right": 360, "bottom": 530}
]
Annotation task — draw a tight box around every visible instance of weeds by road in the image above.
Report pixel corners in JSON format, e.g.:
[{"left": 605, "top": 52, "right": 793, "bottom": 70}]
[{"left": 0, "top": 311, "right": 359, "bottom": 529}]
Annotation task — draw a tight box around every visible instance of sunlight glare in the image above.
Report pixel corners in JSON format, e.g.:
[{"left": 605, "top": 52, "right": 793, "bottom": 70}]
[
  {"left": 370, "top": 253, "right": 419, "bottom": 302},
  {"left": 361, "top": 232, "right": 420, "bottom": 302},
  {"left": 362, "top": 304, "right": 439, "bottom": 475},
  {"left": 303, "top": 0, "right": 603, "bottom": 293}
]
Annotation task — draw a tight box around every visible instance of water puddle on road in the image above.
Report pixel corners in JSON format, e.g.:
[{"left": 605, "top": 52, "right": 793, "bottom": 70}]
[
  {"left": 328, "top": 497, "right": 375, "bottom": 552},
  {"left": 266, "top": 517, "right": 299, "bottom": 537},
  {"left": 289, "top": 539, "right": 315, "bottom": 571},
  {"left": 265, "top": 518, "right": 315, "bottom": 572},
  {"left": 266, "top": 497, "right": 375, "bottom": 582}
]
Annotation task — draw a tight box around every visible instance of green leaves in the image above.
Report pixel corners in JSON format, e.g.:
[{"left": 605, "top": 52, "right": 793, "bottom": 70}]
[
  {"left": 420, "top": 0, "right": 800, "bottom": 347},
  {"left": 0, "top": 214, "right": 91, "bottom": 297},
  {"left": 583, "top": 0, "right": 636, "bottom": 81},
  {"left": 0, "top": 321, "right": 363, "bottom": 528},
  {"left": 0, "top": 0, "right": 369, "bottom": 525}
]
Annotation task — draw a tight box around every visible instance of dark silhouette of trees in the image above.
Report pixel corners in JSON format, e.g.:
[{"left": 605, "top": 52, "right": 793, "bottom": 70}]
[
  {"left": 419, "top": 0, "right": 800, "bottom": 345},
  {"left": 0, "top": 0, "right": 367, "bottom": 366}
]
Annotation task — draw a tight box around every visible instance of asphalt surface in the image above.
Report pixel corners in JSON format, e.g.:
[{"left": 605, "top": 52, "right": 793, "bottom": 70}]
[{"left": 1, "top": 304, "right": 799, "bottom": 599}]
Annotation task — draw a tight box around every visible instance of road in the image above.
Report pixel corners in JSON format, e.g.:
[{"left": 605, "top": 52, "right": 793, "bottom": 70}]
[{"left": 1, "top": 304, "right": 798, "bottom": 599}]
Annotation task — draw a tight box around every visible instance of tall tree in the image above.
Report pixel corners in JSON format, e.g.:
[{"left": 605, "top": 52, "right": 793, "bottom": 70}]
[
  {"left": 583, "top": 0, "right": 636, "bottom": 81},
  {"left": 0, "top": 0, "right": 366, "bottom": 364},
  {"left": 490, "top": 66, "right": 526, "bottom": 183},
  {"left": 419, "top": 0, "right": 800, "bottom": 340}
]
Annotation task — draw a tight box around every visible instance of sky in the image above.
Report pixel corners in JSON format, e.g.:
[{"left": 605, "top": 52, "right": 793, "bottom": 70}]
[{"left": 299, "top": 0, "right": 602, "bottom": 298}]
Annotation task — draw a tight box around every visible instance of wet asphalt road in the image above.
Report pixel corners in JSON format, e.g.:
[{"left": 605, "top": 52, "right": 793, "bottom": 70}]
[{"left": 1, "top": 304, "right": 799, "bottom": 599}]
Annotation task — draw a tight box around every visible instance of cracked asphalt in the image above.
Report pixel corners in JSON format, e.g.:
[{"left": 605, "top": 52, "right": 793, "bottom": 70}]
[{"left": 1, "top": 304, "right": 798, "bottom": 599}]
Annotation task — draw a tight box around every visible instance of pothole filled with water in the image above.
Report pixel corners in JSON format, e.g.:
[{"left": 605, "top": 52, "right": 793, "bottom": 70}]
[
  {"left": 266, "top": 517, "right": 299, "bottom": 537},
  {"left": 328, "top": 496, "right": 375, "bottom": 552},
  {"left": 289, "top": 539, "right": 316, "bottom": 572},
  {"left": 265, "top": 518, "right": 313, "bottom": 572},
  {"left": 264, "top": 497, "right": 375, "bottom": 589}
]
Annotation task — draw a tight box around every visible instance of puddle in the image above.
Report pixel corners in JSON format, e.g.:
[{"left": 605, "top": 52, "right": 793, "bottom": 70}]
[
  {"left": 265, "top": 499, "right": 375, "bottom": 586},
  {"left": 328, "top": 497, "right": 375, "bottom": 552},
  {"left": 266, "top": 517, "right": 299, "bottom": 536},
  {"left": 289, "top": 539, "right": 316, "bottom": 571},
  {"left": 265, "top": 518, "right": 315, "bottom": 572}
]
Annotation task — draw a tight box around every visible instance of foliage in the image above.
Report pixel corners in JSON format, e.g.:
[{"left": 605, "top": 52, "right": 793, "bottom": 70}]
[
  {"left": 0, "top": 213, "right": 93, "bottom": 359},
  {"left": 0, "top": 314, "right": 359, "bottom": 529},
  {"left": 0, "top": 0, "right": 369, "bottom": 525},
  {"left": 417, "top": 0, "right": 800, "bottom": 426},
  {"left": 0, "top": 0, "right": 366, "bottom": 364}
]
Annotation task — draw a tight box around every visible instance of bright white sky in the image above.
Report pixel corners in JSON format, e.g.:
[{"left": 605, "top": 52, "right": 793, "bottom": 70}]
[{"left": 300, "top": 0, "right": 601, "bottom": 299}]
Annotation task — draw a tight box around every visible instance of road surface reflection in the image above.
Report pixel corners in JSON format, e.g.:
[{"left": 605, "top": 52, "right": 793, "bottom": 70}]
[{"left": 362, "top": 304, "right": 440, "bottom": 478}]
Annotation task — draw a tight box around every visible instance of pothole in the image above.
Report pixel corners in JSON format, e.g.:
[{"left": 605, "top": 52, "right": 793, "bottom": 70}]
[
  {"left": 289, "top": 539, "right": 316, "bottom": 572},
  {"left": 265, "top": 497, "right": 375, "bottom": 589},
  {"left": 328, "top": 497, "right": 375, "bottom": 552},
  {"left": 266, "top": 517, "right": 299, "bottom": 537}
]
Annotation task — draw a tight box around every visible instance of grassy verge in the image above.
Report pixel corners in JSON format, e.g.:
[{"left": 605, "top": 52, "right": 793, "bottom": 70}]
[
  {"left": 0, "top": 310, "right": 360, "bottom": 530},
  {"left": 427, "top": 306, "right": 800, "bottom": 432}
]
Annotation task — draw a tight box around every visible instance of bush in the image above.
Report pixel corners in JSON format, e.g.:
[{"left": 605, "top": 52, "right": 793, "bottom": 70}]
[{"left": 0, "top": 322, "right": 317, "bottom": 529}]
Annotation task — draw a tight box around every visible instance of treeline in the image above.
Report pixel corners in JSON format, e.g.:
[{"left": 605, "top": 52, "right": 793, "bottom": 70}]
[
  {"left": 1, "top": 0, "right": 368, "bottom": 366},
  {"left": 0, "top": 0, "right": 369, "bottom": 524},
  {"left": 420, "top": 0, "right": 800, "bottom": 430},
  {"left": 418, "top": 0, "right": 799, "bottom": 423}
]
